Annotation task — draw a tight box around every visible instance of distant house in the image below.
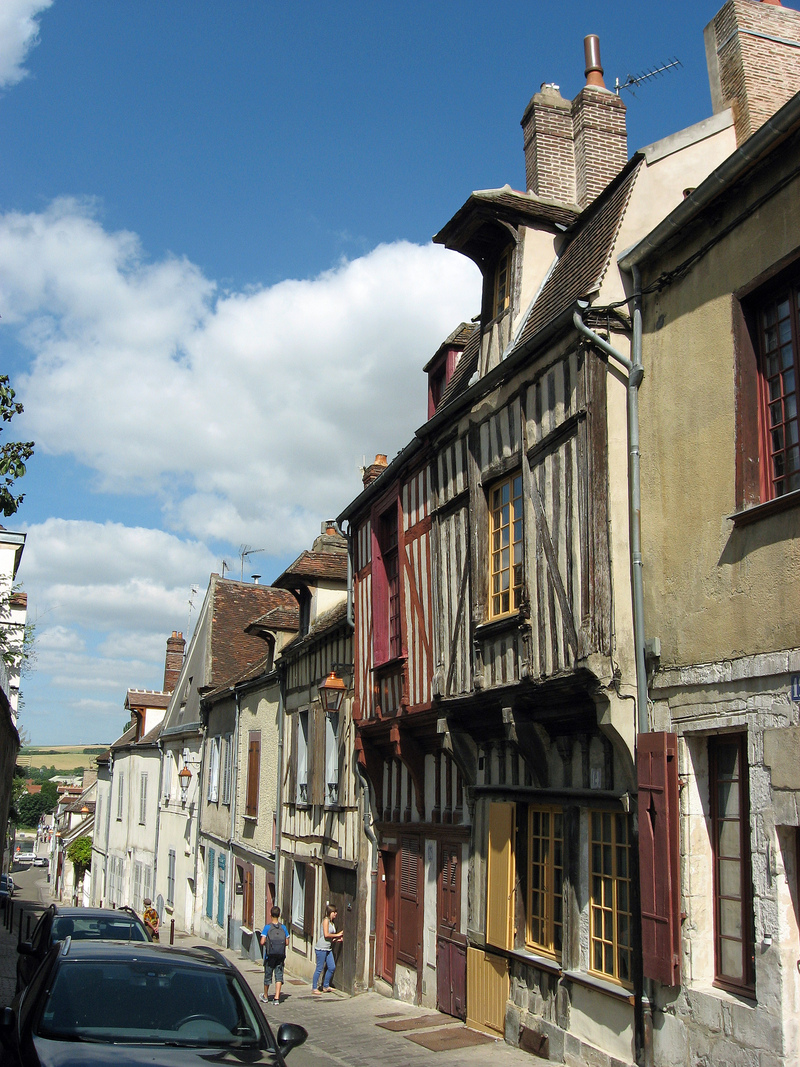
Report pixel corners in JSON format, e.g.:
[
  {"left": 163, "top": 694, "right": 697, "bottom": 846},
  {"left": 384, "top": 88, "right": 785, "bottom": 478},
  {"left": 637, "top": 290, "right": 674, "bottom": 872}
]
[
  {"left": 0, "top": 524, "right": 25, "bottom": 876},
  {"left": 91, "top": 633, "right": 184, "bottom": 911}
]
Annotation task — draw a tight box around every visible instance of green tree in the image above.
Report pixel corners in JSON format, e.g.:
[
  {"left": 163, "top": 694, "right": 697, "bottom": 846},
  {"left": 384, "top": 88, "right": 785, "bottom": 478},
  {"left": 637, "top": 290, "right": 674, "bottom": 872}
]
[
  {"left": 66, "top": 836, "right": 92, "bottom": 882},
  {"left": 0, "top": 376, "right": 34, "bottom": 518},
  {"left": 15, "top": 791, "right": 54, "bottom": 828}
]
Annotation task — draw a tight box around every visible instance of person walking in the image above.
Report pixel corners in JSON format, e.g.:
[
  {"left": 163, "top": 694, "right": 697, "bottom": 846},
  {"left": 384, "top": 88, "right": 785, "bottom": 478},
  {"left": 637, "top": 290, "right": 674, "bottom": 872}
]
[
  {"left": 312, "top": 904, "right": 343, "bottom": 994},
  {"left": 142, "top": 898, "right": 160, "bottom": 941},
  {"left": 259, "top": 906, "right": 289, "bottom": 1005}
]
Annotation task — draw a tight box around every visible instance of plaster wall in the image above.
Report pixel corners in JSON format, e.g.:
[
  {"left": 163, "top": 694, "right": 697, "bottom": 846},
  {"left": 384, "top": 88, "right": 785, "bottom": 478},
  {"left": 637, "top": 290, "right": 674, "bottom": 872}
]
[
  {"left": 422, "top": 836, "right": 437, "bottom": 1009},
  {"left": 514, "top": 226, "right": 559, "bottom": 339},
  {"left": 637, "top": 167, "right": 800, "bottom": 669},
  {"left": 156, "top": 734, "right": 202, "bottom": 934}
]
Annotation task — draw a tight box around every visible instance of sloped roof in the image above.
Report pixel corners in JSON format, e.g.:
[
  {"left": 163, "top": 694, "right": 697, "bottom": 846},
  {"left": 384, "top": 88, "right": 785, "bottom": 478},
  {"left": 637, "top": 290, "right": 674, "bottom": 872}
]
[
  {"left": 203, "top": 652, "right": 274, "bottom": 702},
  {"left": 282, "top": 599, "right": 349, "bottom": 656},
  {"left": 515, "top": 159, "right": 641, "bottom": 350},
  {"left": 437, "top": 325, "right": 481, "bottom": 409},
  {"left": 274, "top": 549, "right": 347, "bottom": 587},
  {"left": 422, "top": 321, "right": 478, "bottom": 373},
  {"left": 209, "top": 579, "right": 297, "bottom": 689},
  {"left": 433, "top": 186, "right": 579, "bottom": 256},
  {"left": 110, "top": 724, "right": 137, "bottom": 750},
  {"left": 246, "top": 603, "right": 300, "bottom": 634},
  {"left": 125, "top": 690, "right": 170, "bottom": 711}
]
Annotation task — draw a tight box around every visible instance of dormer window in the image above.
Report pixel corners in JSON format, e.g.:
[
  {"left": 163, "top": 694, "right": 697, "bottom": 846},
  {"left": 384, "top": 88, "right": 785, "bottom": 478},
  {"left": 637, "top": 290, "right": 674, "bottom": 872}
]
[{"left": 492, "top": 247, "right": 512, "bottom": 320}]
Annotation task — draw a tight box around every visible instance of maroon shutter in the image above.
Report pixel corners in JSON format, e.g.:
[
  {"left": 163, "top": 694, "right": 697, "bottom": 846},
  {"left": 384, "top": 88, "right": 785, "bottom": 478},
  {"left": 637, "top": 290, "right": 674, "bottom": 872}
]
[
  {"left": 243, "top": 864, "right": 254, "bottom": 929},
  {"left": 371, "top": 511, "right": 388, "bottom": 664},
  {"left": 638, "top": 731, "right": 681, "bottom": 987},
  {"left": 397, "top": 837, "right": 420, "bottom": 965},
  {"left": 246, "top": 732, "right": 260, "bottom": 817},
  {"left": 303, "top": 865, "right": 315, "bottom": 938}
]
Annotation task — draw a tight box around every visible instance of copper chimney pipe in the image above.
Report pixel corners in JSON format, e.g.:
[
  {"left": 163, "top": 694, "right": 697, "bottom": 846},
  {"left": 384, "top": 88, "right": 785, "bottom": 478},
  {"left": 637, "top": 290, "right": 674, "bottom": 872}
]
[{"left": 584, "top": 34, "right": 606, "bottom": 88}]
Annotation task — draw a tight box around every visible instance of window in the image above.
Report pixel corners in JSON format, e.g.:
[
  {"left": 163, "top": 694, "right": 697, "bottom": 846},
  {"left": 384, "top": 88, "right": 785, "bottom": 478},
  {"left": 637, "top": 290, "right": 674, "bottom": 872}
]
[
  {"left": 206, "top": 848, "right": 215, "bottom": 919},
  {"left": 291, "top": 862, "right": 305, "bottom": 931},
  {"left": 590, "top": 811, "right": 632, "bottom": 986},
  {"left": 489, "top": 472, "right": 524, "bottom": 618},
  {"left": 710, "top": 734, "right": 754, "bottom": 993},
  {"left": 222, "top": 733, "right": 233, "bottom": 806},
  {"left": 757, "top": 279, "right": 800, "bottom": 498},
  {"left": 116, "top": 772, "right": 124, "bottom": 821},
  {"left": 132, "top": 861, "right": 142, "bottom": 911},
  {"left": 143, "top": 865, "right": 152, "bottom": 909},
  {"left": 325, "top": 712, "right": 339, "bottom": 806},
  {"left": 217, "top": 854, "right": 226, "bottom": 928},
  {"left": 167, "top": 849, "right": 176, "bottom": 906},
  {"left": 492, "top": 247, "right": 512, "bottom": 319},
  {"left": 245, "top": 731, "right": 260, "bottom": 817},
  {"left": 381, "top": 507, "right": 401, "bottom": 659},
  {"left": 297, "top": 711, "right": 309, "bottom": 805},
  {"left": 138, "top": 773, "right": 147, "bottom": 825},
  {"left": 527, "top": 807, "right": 563, "bottom": 958},
  {"left": 207, "top": 736, "right": 220, "bottom": 803}
]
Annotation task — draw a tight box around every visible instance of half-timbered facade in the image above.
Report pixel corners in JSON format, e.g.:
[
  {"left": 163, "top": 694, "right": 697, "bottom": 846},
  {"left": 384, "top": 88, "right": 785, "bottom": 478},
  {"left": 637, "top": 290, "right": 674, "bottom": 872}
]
[
  {"left": 341, "top": 26, "right": 745, "bottom": 1067},
  {"left": 275, "top": 524, "right": 369, "bottom": 995}
]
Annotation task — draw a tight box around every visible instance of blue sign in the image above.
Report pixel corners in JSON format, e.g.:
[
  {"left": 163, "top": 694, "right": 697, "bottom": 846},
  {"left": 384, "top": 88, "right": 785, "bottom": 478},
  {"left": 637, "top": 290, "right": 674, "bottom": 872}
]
[{"left": 792, "top": 674, "right": 800, "bottom": 703}]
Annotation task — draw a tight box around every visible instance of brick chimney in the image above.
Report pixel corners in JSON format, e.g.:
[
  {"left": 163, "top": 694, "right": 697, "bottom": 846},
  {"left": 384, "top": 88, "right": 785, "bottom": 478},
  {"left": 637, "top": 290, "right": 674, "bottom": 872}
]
[
  {"left": 362, "top": 454, "right": 388, "bottom": 487},
  {"left": 705, "top": 0, "right": 800, "bottom": 146},
  {"left": 163, "top": 630, "right": 185, "bottom": 693},
  {"left": 521, "top": 35, "right": 627, "bottom": 211}
]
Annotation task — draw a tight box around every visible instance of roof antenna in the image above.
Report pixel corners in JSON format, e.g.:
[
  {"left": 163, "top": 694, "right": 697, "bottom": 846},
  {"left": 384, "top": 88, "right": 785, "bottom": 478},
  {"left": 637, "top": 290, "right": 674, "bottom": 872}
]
[
  {"left": 615, "top": 57, "right": 682, "bottom": 97},
  {"left": 186, "top": 584, "right": 199, "bottom": 637},
  {"left": 239, "top": 544, "right": 265, "bottom": 580}
]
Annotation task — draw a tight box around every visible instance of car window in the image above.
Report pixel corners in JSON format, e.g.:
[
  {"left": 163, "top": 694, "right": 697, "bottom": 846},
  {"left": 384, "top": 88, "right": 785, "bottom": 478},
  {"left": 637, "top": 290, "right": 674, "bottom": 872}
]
[
  {"left": 50, "top": 916, "right": 148, "bottom": 942},
  {"left": 19, "top": 948, "right": 56, "bottom": 1030},
  {"left": 31, "top": 912, "right": 52, "bottom": 953},
  {"left": 36, "top": 959, "right": 266, "bottom": 1049}
]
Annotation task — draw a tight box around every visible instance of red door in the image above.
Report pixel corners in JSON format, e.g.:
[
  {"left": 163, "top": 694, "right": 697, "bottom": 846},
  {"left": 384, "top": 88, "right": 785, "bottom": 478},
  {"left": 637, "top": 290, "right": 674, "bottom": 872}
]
[
  {"left": 379, "top": 851, "right": 396, "bottom": 984},
  {"left": 436, "top": 842, "right": 466, "bottom": 1019}
]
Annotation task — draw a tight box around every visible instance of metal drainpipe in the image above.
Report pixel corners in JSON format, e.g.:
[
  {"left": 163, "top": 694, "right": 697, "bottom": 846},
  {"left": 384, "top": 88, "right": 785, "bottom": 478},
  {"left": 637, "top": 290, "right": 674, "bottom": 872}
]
[
  {"left": 355, "top": 760, "right": 378, "bottom": 987},
  {"left": 572, "top": 304, "right": 648, "bottom": 735},
  {"left": 230, "top": 688, "right": 240, "bottom": 951},
  {"left": 573, "top": 294, "right": 652, "bottom": 1067},
  {"left": 275, "top": 663, "right": 286, "bottom": 911},
  {"left": 331, "top": 520, "right": 354, "bottom": 629}
]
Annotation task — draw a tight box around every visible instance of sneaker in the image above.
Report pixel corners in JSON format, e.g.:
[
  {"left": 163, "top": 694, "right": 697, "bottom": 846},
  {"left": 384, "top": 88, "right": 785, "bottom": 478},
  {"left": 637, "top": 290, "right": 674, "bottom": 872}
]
[
  {"left": 272, "top": 998, "right": 280, "bottom": 1006},
  {"left": 259, "top": 994, "right": 268, "bottom": 1004}
]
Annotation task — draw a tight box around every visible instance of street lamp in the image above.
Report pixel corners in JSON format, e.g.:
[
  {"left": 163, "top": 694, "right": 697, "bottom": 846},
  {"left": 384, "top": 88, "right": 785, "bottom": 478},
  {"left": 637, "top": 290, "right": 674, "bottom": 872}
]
[
  {"left": 318, "top": 670, "right": 346, "bottom": 713},
  {"left": 178, "top": 765, "right": 192, "bottom": 805}
]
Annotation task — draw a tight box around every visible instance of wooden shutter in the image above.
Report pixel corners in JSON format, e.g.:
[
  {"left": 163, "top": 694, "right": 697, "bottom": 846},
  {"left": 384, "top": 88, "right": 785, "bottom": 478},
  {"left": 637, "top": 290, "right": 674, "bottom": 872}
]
[
  {"left": 486, "top": 802, "right": 515, "bottom": 950},
  {"left": 303, "top": 865, "right": 315, "bottom": 938},
  {"left": 397, "top": 837, "right": 421, "bottom": 965},
  {"left": 287, "top": 714, "right": 297, "bottom": 804},
  {"left": 371, "top": 503, "right": 390, "bottom": 664},
  {"left": 243, "top": 864, "right": 254, "bottom": 929},
  {"left": 246, "top": 732, "right": 260, "bottom": 817},
  {"left": 638, "top": 732, "right": 681, "bottom": 987}
]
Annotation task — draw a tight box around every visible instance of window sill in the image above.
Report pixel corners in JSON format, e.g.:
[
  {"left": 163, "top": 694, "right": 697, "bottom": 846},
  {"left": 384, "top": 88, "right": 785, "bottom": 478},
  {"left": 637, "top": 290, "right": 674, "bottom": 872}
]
[
  {"left": 511, "top": 948, "right": 561, "bottom": 974},
  {"left": 729, "top": 487, "right": 800, "bottom": 527},
  {"left": 240, "top": 926, "right": 253, "bottom": 936},
  {"left": 562, "top": 969, "right": 634, "bottom": 1004},
  {"left": 690, "top": 982, "right": 756, "bottom": 1007},
  {"left": 475, "top": 613, "right": 527, "bottom": 640},
  {"left": 372, "top": 655, "right": 406, "bottom": 675},
  {"left": 243, "top": 814, "right": 258, "bottom": 822}
]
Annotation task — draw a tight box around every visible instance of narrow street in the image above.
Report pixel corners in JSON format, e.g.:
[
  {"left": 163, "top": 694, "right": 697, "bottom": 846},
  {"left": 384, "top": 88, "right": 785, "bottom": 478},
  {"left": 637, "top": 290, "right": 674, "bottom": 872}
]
[{"left": 0, "top": 866, "right": 536, "bottom": 1067}]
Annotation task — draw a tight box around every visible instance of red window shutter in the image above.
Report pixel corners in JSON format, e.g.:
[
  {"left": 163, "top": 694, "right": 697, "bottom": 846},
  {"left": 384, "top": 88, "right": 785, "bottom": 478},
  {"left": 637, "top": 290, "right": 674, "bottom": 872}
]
[
  {"left": 638, "top": 731, "right": 681, "bottom": 987},
  {"left": 243, "top": 865, "right": 254, "bottom": 929},
  {"left": 397, "top": 837, "right": 420, "bottom": 965},
  {"left": 246, "top": 733, "right": 260, "bottom": 817},
  {"left": 371, "top": 515, "right": 389, "bottom": 664}
]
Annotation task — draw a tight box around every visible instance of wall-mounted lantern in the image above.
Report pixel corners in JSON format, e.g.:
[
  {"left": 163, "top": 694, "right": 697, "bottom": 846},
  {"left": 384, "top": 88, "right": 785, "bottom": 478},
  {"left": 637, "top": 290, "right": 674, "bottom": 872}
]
[
  {"left": 318, "top": 670, "right": 346, "bottom": 713},
  {"left": 179, "top": 764, "right": 192, "bottom": 805}
]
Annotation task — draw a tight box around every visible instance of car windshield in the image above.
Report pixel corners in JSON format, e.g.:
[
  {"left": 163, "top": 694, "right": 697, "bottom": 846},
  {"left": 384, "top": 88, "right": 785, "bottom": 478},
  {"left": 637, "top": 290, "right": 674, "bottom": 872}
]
[
  {"left": 51, "top": 916, "right": 148, "bottom": 942},
  {"left": 36, "top": 958, "right": 265, "bottom": 1049}
]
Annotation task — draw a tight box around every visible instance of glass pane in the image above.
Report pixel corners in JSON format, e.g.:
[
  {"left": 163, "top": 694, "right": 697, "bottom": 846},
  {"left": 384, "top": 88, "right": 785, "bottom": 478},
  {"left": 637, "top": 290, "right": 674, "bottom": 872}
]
[
  {"left": 720, "top": 938, "right": 743, "bottom": 980},
  {"left": 781, "top": 343, "right": 794, "bottom": 370},
  {"left": 778, "top": 298, "right": 790, "bottom": 320},
  {"left": 765, "top": 325, "right": 778, "bottom": 350},
  {"left": 719, "top": 819, "right": 742, "bottom": 858},
  {"left": 772, "top": 427, "right": 785, "bottom": 454},
  {"left": 618, "top": 948, "right": 631, "bottom": 984},
  {"left": 770, "top": 401, "right": 783, "bottom": 427},
  {"left": 779, "top": 317, "right": 792, "bottom": 344},
  {"left": 718, "top": 858, "right": 741, "bottom": 898},
  {"left": 767, "top": 352, "right": 779, "bottom": 377},
  {"left": 718, "top": 779, "right": 739, "bottom": 817},
  {"left": 764, "top": 305, "right": 777, "bottom": 327},
  {"left": 720, "top": 898, "right": 743, "bottom": 939},
  {"left": 716, "top": 743, "right": 739, "bottom": 779},
  {"left": 784, "top": 369, "right": 796, "bottom": 395},
  {"left": 787, "top": 394, "right": 797, "bottom": 421}
]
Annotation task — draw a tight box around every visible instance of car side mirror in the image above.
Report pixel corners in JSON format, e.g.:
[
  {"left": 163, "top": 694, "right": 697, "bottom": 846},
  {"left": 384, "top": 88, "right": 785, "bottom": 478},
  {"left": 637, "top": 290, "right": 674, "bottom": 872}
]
[
  {"left": 16, "top": 941, "right": 34, "bottom": 956},
  {"left": 276, "top": 1022, "right": 307, "bottom": 1056}
]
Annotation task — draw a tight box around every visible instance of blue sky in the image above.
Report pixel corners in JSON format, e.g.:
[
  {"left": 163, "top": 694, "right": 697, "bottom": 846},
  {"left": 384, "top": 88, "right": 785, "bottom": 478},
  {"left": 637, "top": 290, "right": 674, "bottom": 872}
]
[{"left": 0, "top": 0, "right": 753, "bottom": 744}]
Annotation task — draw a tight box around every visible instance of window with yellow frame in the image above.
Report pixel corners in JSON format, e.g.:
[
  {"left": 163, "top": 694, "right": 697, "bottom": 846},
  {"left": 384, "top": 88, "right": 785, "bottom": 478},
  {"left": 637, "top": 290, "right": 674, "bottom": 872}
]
[
  {"left": 589, "top": 811, "right": 632, "bottom": 986},
  {"left": 492, "top": 248, "right": 512, "bottom": 320},
  {"left": 489, "top": 471, "right": 523, "bottom": 618},
  {"left": 527, "top": 807, "right": 563, "bottom": 958}
]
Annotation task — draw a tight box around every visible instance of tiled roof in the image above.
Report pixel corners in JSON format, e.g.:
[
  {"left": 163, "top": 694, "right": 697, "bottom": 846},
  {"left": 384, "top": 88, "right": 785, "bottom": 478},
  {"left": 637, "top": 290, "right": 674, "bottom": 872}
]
[
  {"left": 246, "top": 604, "right": 300, "bottom": 633},
  {"left": 514, "top": 160, "right": 641, "bottom": 351},
  {"left": 274, "top": 549, "right": 348, "bottom": 586},
  {"left": 423, "top": 321, "right": 478, "bottom": 373},
  {"left": 125, "top": 690, "right": 170, "bottom": 710},
  {"left": 433, "top": 186, "right": 579, "bottom": 250},
  {"left": 209, "top": 579, "right": 298, "bottom": 689},
  {"left": 110, "top": 724, "right": 138, "bottom": 750},
  {"left": 437, "top": 325, "right": 481, "bottom": 409},
  {"left": 282, "top": 599, "right": 349, "bottom": 655},
  {"left": 204, "top": 652, "right": 274, "bottom": 701}
]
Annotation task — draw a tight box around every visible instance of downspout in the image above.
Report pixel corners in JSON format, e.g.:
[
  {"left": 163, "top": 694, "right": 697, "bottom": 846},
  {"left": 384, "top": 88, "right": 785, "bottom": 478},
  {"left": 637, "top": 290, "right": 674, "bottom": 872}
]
[
  {"left": 573, "top": 292, "right": 652, "bottom": 1067},
  {"left": 355, "top": 760, "right": 379, "bottom": 988},
  {"left": 275, "top": 661, "right": 286, "bottom": 911},
  {"left": 230, "top": 689, "right": 240, "bottom": 952},
  {"left": 153, "top": 739, "right": 164, "bottom": 914},
  {"left": 572, "top": 304, "right": 648, "bottom": 734},
  {"left": 331, "top": 520, "right": 354, "bottom": 629}
]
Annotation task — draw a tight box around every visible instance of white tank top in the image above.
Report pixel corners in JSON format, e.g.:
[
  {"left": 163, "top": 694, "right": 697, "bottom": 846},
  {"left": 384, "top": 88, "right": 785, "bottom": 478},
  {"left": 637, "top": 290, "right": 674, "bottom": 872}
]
[{"left": 315, "top": 919, "right": 336, "bottom": 951}]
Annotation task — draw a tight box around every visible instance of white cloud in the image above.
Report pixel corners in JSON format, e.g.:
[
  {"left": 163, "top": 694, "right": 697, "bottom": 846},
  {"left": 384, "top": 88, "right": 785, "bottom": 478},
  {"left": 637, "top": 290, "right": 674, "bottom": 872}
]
[
  {"left": 0, "top": 0, "right": 52, "bottom": 89},
  {"left": 0, "top": 200, "right": 481, "bottom": 553}
]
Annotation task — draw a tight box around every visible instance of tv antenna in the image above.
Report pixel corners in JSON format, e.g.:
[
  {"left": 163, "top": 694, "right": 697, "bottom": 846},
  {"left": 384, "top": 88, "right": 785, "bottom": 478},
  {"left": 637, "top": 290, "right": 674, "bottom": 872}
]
[
  {"left": 239, "top": 544, "right": 265, "bottom": 580},
  {"left": 615, "top": 57, "right": 682, "bottom": 97},
  {"left": 186, "top": 584, "right": 199, "bottom": 636}
]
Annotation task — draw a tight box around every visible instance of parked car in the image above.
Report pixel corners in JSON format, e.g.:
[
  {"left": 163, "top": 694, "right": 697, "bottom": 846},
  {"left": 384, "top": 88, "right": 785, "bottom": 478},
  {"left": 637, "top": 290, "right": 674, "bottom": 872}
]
[
  {"left": 32, "top": 857, "right": 47, "bottom": 868},
  {"left": 0, "top": 939, "right": 308, "bottom": 1066},
  {"left": 13, "top": 852, "right": 35, "bottom": 865},
  {"left": 16, "top": 905, "right": 152, "bottom": 993},
  {"left": 0, "top": 874, "right": 14, "bottom": 901}
]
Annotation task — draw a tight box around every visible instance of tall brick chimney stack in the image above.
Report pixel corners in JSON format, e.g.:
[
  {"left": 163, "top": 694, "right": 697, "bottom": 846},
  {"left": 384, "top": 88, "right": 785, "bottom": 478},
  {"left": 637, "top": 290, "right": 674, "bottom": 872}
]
[
  {"left": 163, "top": 630, "right": 185, "bottom": 693},
  {"left": 521, "top": 35, "right": 627, "bottom": 211},
  {"left": 705, "top": 0, "right": 800, "bottom": 146}
]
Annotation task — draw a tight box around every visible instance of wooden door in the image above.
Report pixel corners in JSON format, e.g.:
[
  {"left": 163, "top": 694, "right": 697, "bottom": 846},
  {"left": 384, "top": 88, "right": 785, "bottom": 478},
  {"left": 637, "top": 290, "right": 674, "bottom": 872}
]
[
  {"left": 324, "top": 865, "right": 358, "bottom": 995},
  {"left": 379, "top": 851, "right": 396, "bottom": 983},
  {"left": 436, "top": 842, "right": 466, "bottom": 1019}
]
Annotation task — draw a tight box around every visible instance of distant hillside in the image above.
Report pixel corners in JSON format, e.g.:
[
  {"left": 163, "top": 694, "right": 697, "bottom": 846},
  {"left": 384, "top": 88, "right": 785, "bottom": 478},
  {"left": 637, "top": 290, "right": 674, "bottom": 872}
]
[{"left": 18, "top": 745, "right": 110, "bottom": 772}]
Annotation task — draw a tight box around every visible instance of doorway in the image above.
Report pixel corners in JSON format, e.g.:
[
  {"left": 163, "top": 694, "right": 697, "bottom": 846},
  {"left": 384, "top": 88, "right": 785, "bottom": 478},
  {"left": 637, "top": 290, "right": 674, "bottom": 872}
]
[
  {"left": 324, "top": 864, "right": 358, "bottom": 995},
  {"left": 436, "top": 842, "right": 466, "bottom": 1019}
]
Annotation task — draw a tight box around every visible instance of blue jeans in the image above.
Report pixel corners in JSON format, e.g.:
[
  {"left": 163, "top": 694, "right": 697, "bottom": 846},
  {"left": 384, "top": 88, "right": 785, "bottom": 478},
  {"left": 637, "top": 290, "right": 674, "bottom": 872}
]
[{"left": 312, "top": 948, "right": 335, "bottom": 989}]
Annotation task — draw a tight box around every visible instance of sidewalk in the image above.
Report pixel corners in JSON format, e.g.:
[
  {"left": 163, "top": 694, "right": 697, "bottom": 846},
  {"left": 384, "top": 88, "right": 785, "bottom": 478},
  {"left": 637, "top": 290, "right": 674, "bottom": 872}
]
[{"left": 0, "top": 884, "right": 537, "bottom": 1066}]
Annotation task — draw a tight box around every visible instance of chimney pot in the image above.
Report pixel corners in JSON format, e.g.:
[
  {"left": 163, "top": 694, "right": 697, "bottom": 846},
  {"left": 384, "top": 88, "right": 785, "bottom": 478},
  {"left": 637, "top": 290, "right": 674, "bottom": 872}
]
[
  {"left": 362, "top": 453, "right": 389, "bottom": 488},
  {"left": 584, "top": 35, "right": 606, "bottom": 88}
]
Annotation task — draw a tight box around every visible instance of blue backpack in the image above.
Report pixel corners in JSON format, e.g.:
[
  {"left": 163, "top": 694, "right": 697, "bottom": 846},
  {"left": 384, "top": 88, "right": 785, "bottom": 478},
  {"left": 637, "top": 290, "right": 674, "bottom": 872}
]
[{"left": 264, "top": 923, "right": 286, "bottom": 958}]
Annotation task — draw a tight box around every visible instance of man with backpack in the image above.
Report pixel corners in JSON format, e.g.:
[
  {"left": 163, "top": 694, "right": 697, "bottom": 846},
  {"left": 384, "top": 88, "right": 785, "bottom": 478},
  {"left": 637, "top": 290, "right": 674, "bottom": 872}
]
[{"left": 259, "top": 906, "right": 289, "bottom": 1005}]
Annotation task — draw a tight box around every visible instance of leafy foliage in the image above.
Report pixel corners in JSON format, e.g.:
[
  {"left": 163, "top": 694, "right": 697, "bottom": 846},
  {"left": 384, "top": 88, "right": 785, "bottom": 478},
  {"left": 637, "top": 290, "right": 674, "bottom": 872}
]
[
  {"left": 0, "top": 376, "right": 34, "bottom": 518},
  {"left": 12, "top": 779, "right": 59, "bottom": 827},
  {"left": 66, "top": 835, "right": 92, "bottom": 874}
]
